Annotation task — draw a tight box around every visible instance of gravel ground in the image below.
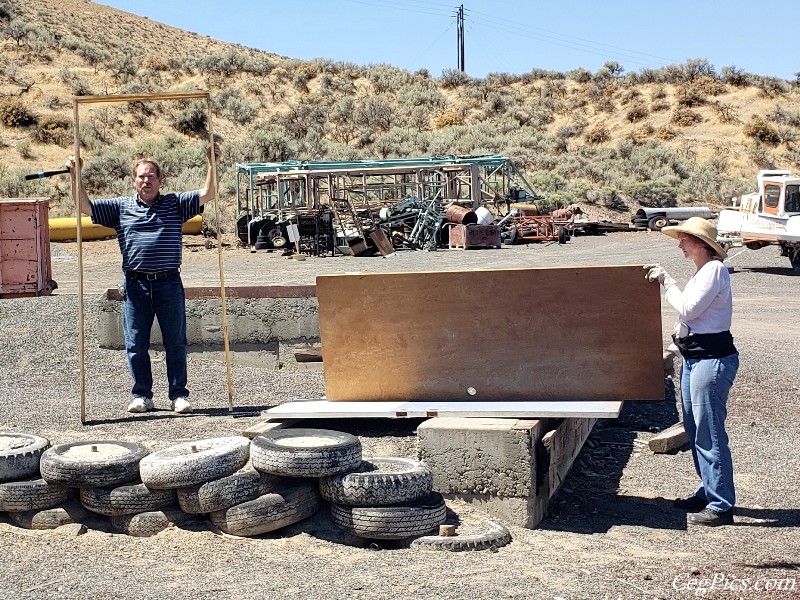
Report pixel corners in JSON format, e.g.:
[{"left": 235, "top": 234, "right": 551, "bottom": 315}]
[{"left": 1, "top": 232, "right": 799, "bottom": 600}]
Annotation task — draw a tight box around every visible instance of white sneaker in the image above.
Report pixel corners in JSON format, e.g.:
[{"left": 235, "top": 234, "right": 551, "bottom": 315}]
[
  {"left": 171, "top": 397, "right": 192, "bottom": 414},
  {"left": 128, "top": 396, "right": 154, "bottom": 413}
]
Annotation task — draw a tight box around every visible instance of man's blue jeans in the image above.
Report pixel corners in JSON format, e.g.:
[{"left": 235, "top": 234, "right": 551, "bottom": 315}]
[
  {"left": 680, "top": 353, "right": 739, "bottom": 512},
  {"left": 123, "top": 271, "right": 189, "bottom": 402}
]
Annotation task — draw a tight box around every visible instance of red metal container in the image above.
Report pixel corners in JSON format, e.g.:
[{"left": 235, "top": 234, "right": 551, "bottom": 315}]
[
  {"left": 448, "top": 224, "right": 501, "bottom": 249},
  {"left": 0, "top": 198, "right": 56, "bottom": 298}
]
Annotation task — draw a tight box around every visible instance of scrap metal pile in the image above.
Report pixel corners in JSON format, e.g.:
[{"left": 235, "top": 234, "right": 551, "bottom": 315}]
[{"left": 233, "top": 155, "right": 620, "bottom": 257}]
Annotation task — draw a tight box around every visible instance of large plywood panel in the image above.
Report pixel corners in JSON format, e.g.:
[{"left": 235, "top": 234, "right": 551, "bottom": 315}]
[{"left": 317, "top": 266, "right": 663, "bottom": 402}]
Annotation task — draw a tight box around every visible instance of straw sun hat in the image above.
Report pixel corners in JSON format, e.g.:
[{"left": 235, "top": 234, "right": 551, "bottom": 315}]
[{"left": 661, "top": 217, "right": 727, "bottom": 260}]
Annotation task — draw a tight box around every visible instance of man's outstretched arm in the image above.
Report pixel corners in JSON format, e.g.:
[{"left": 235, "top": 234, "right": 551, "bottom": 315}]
[{"left": 200, "top": 143, "right": 221, "bottom": 206}]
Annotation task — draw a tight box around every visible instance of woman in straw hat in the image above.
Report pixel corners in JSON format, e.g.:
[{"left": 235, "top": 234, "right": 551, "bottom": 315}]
[{"left": 644, "top": 217, "right": 739, "bottom": 527}]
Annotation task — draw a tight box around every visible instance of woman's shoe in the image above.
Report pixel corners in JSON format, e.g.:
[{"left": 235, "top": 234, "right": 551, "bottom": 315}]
[{"left": 687, "top": 507, "right": 734, "bottom": 526}]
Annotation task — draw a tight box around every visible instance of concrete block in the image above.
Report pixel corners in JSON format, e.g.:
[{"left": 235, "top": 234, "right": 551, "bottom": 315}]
[
  {"left": 97, "top": 286, "right": 319, "bottom": 349},
  {"left": 418, "top": 416, "right": 595, "bottom": 529},
  {"left": 418, "top": 417, "right": 549, "bottom": 528},
  {"left": 418, "top": 418, "right": 546, "bottom": 497}
]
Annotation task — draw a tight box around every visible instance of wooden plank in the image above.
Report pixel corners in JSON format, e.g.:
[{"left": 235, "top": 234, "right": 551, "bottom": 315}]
[
  {"left": 264, "top": 400, "right": 623, "bottom": 419},
  {"left": 369, "top": 229, "right": 394, "bottom": 256},
  {"left": 542, "top": 417, "right": 596, "bottom": 499},
  {"left": 74, "top": 91, "right": 209, "bottom": 104},
  {"left": 294, "top": 346, "right": 323, "bottom": 362},
  {"left": 316, "top": 266, "right": 663, "bottom": 402},
  {"left": 648, "top": 422, "right": 688, "bottom": 453}
]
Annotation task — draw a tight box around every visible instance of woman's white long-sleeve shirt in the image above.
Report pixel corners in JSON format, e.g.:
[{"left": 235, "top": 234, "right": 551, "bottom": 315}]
[{"left": 664, "top": 260, "right": 732, "bottom": 334}]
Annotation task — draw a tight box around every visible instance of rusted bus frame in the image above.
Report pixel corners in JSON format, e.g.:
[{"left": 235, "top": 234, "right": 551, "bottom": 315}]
[
  {"left": 72, "top": 90, "right": 233, "bottom": 424},
  {"left": 235, "top": 155, "right": 537, "bottom": 218}
]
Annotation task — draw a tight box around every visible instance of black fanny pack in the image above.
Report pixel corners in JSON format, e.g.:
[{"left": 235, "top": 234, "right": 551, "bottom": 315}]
[{"left": 672, "top": 330, "right": 737, "bottom": 359}]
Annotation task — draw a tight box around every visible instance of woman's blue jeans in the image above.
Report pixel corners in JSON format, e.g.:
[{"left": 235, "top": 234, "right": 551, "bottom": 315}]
[
  {"left": 680, "top": 353, "right": 739, "bottom": 512},
  {"left": 122, "top": 271, "right": 189, "bottom": 402}
]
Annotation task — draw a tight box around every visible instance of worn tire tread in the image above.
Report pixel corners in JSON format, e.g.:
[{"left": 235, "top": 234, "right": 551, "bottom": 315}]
[
  {"left": 80, "top": 483, "right": 177, "bottom": 517},
  {"left": 410, "top": 520, "right": 512, "bottom": 551},
  {"left": 210, "top": 481, "right": 320, "bottom": 537},
  {"left": 251, "top": 429, "right": 361, "bottom": 478},
  {"left": 8, "top": 500, "right": 88, "bottom": 530},
  {"left": 0, "top": 478, "right": 75, "bottom": 512},
  {"left": 330, "top": 492, "right": 446, "bottom": 539},
  {"left": 139, "top": 437, "right": 250, "bottom": 490},
  {"left": 0, "top": 433, "right": 50, "bottom": 483},
  {"left": 110, "top": 509, "right": 187, "bottom": 537},
  {"left": 177, "top": 467, "right": 282, "bottom": 514},
  {"left": 319, "top": 457, "right": 432, "bottom": 506},
  {"left": 39, "top": 441, "right": 149, "bottom": 488}
]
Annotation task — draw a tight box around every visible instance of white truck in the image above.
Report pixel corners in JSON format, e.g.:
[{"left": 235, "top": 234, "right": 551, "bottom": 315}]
[{"left": 717, "top": 169, "right": 800, "bottom": 273}]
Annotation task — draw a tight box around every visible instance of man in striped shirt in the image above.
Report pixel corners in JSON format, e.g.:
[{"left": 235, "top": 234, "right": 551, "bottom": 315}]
[{"left": 68, "top": 145, "right": 219, "bottom": 414}]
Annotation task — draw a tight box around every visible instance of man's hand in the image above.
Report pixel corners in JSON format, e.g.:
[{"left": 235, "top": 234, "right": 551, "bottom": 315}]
[
  {"left": 201, "top": 143, "right": 221, "bottom": 205},
  {"left": 207, "top": 142, "right": 221, "bottom": 164},
  {"left": 643, "top": 264, "right": 676, "bottom": 288},
  {"left": 65, "top": 156, "right": 92, "bottom": 217},
  {"left": 65, "top": 155, "right": 84, "bottom": 174}
]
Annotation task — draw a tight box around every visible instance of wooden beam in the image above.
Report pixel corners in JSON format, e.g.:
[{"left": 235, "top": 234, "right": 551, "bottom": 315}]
[
  {"left": 264, "top": 400, "right": 624, "bottom": 419},
  {"left": 294, "top": 346, "right": 323, "bottom": 363},
  {"left": 648, "top": 422, "right": 688, "bottom": 453},
  {"left": 74, "top": 91, "right": 209, "bottom": 104}
]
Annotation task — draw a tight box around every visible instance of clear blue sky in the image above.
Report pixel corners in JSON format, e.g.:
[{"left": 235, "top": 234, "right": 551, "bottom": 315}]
[{"left": 98, "top": 0, "right": 798, "bottom": 80}]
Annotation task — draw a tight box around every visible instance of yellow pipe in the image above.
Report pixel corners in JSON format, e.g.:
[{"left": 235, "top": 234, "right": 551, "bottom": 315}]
[{"left": 49, "top": 214, "right": 203, "bottom": 242}]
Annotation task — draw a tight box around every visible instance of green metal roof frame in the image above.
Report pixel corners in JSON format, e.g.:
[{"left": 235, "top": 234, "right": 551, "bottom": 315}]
[
  {"left": 235, "top": 154, "right": 516, "bottom": 176},
  {"left": 234, "top": 154, "right": 540, "bottom": 215}
]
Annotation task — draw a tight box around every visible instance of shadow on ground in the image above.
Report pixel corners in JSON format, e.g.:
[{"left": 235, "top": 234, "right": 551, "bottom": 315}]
[{"left": 540, "top": 377, "right": 800, "bottom": 533}]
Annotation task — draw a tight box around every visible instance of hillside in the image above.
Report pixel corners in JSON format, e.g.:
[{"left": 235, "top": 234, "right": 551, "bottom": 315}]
[{"left": 2, "top": 0, "right": 800, "bottom": 225}]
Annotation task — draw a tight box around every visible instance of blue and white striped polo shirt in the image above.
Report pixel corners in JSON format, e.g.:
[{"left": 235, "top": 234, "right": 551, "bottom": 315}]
[{"left": 91, "top": 191, "right": 202, "bottom": 273}]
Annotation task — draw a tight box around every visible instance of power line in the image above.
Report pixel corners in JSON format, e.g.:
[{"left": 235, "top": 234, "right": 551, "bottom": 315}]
[
  {"left": 465, "top": 23, "right": 510, "bottom": 75},
  {"left": 344, "top": 0, "right": 453, "bottom": 18},
  {"left": 466, "top": 9, "right": 677, "bottom": 68},
  {"left": 410, "top": 22, "right": 454, "bottom": 72}
]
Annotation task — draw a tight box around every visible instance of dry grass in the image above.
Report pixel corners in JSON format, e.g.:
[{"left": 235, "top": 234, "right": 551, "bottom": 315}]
[{"left": 1, "top": 0, "right": 800, "bottom": 211}]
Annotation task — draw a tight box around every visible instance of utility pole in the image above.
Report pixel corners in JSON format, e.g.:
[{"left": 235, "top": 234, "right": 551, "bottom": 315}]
[{"left": 456, "top": 4, "right": 465, "bottom": 72}]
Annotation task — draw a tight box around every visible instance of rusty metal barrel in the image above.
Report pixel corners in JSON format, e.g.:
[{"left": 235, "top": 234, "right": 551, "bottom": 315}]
[{"left": 445, "top": 205, "right": 478, "bottom": 224}]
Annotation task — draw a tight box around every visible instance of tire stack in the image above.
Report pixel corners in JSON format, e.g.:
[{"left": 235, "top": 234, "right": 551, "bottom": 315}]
[
  {"left": 0, "top": 433, "right": 80, "bottom": 530},
  {"left": 40, "top": 439, "right": 155, "bottom": 534},
  {"left": 2, "top": 430, "right": 449, "bottom": 543},
  {"left": 320, "top": 455, "right": 446, "bottom": 540},
  {"left": 209, "top": 428, "right": 352, "bottom": 537}
]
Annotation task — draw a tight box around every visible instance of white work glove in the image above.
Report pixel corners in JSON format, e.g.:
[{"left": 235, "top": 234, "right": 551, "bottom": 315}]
[{"left": 643, "top": 264, "right": 676, "bottom": 289}]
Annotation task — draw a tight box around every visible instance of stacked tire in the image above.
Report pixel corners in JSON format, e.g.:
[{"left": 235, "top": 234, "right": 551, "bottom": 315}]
[
  {"left": 207, "top": 428, "right": 357, "bottom": 537},
  {"left": 132, "top": 436, "right": 254, "bottom": 537},
  {"left": 0, "top": 433, "right": 79, "bottom": 530},
  {"left": 40, "top": 439, "right": 156, "bottom": 534},
  {"left": 320, "top": 456, "right": 446, "bottom": 540}
]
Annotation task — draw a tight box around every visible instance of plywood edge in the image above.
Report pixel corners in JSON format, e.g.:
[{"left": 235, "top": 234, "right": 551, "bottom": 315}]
[{"left": 316, "top": 264, "right": 653, "bottom": 280}]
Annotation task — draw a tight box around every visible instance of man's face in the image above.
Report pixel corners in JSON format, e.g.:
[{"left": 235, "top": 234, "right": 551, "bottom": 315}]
[{"left": 133, "top": 163, "right": 160, "bottom": 204}]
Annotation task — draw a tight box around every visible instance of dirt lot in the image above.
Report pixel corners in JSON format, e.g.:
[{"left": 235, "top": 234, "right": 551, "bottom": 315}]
[{"left": 1, "top": 231, "right": 798, "bottom": 600}]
